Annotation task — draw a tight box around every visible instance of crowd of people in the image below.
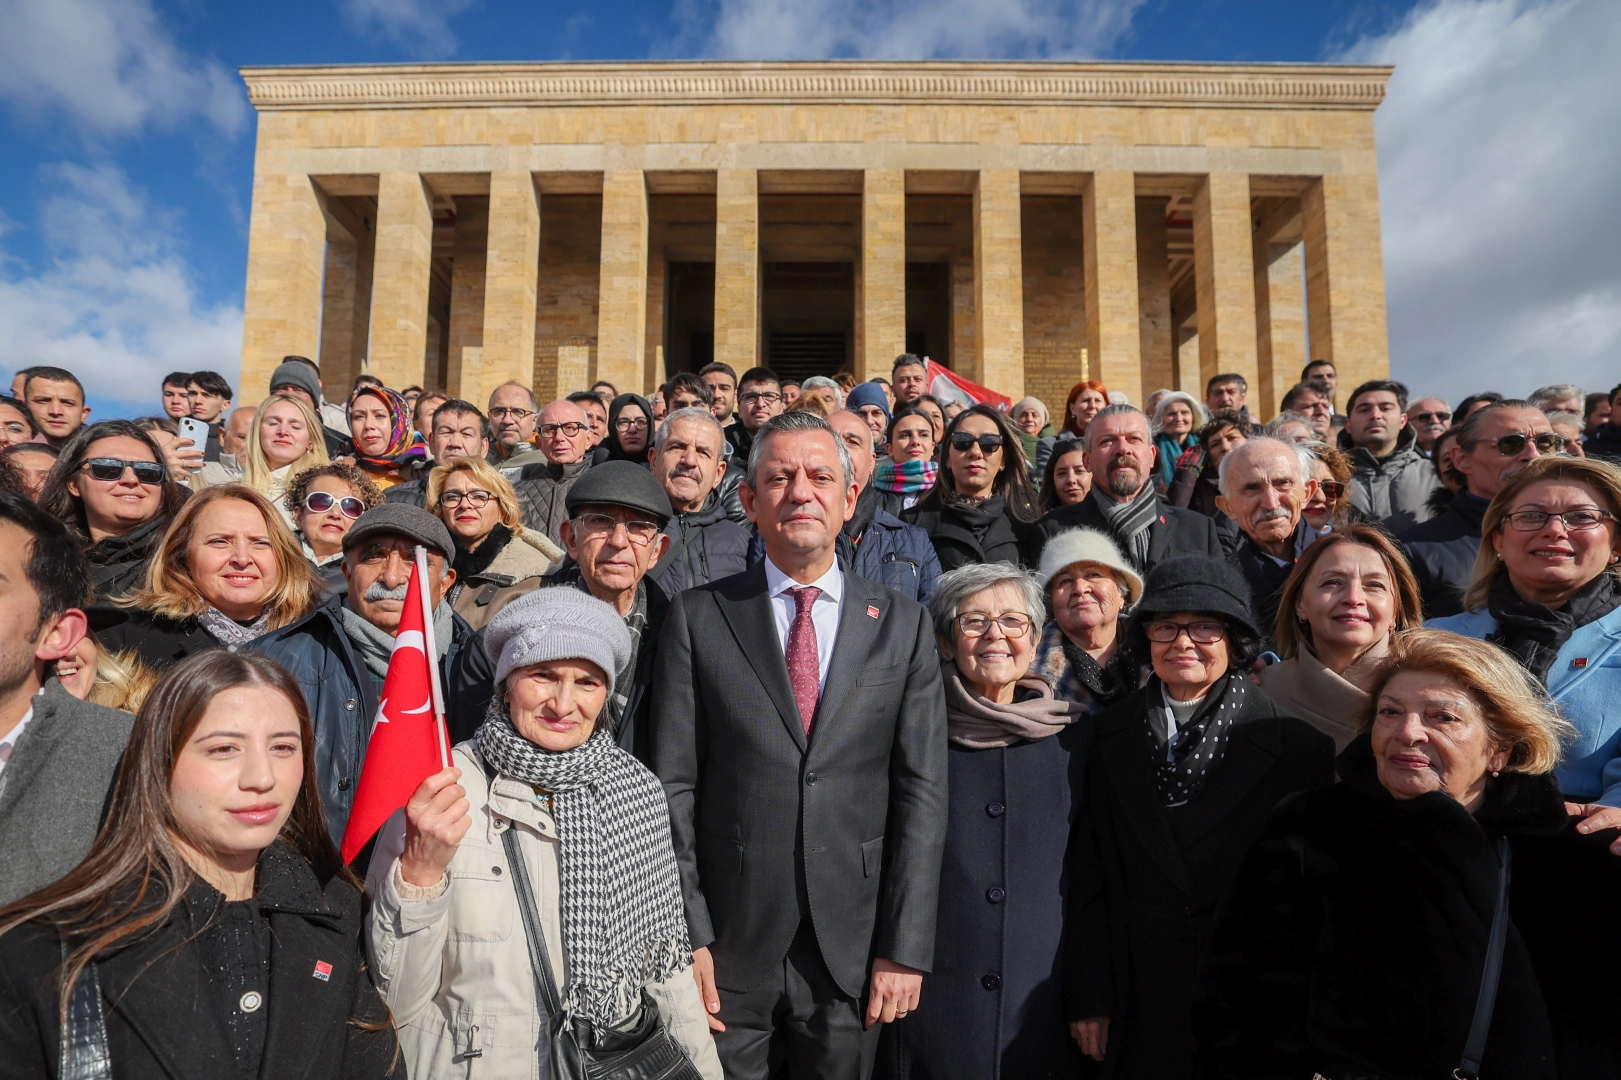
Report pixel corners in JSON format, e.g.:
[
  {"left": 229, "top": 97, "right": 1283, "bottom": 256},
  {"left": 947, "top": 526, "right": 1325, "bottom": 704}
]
[{"left": 2, "top": 351, "right": 1621, "bottom": 1079}]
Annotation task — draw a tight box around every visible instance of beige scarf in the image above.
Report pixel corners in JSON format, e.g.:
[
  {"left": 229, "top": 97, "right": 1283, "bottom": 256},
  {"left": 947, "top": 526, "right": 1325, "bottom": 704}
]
[{"left": 942, "top": 661, "right": 1088, "bottom": 749}]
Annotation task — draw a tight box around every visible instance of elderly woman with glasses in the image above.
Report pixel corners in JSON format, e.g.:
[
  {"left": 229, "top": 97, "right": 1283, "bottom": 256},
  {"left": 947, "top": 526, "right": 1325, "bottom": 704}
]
[
  {"left": 1200, "top": 630, "right": 1621, "bottom": 1079},
  {"left": 426, "top": 456, "right": 563, "bottom": 631},
  {"left": 1033, "top": 527, "right": 1143, "bottom": 709},
  {"left": 1065, "top": 556, "right": 1334, "bottom": 1079},
  {"left": 1431, "top": 455, "right": 1621, "bottom": 813},
  {"left": 285, "top": 462, "right": 383, "bottom": 600},
  {"left": 876, "top": 563, "right": 1091, "bottom": 1080}
]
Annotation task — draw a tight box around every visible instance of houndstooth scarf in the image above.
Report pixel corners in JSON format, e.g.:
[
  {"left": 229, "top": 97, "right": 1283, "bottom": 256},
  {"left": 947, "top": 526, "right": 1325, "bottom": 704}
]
[
  {"left": 1092, "top": 482, "right": 1159, "bottom": 570},
  {"left": 475, "top": 703, "right": 690, "bottom": 1025}
]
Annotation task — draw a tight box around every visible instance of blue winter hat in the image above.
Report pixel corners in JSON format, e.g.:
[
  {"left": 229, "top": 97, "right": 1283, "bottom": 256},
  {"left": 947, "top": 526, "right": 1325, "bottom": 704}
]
[{"left": 846, "top": 381, "right": 892, "bottom": 419}]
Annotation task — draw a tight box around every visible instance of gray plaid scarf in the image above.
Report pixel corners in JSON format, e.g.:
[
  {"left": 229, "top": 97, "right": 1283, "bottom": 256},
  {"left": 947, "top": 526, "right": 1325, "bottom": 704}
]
[
  {"left": 475, "top": 705, "right": 690, "bottom": 1025},
  {"left": 1091, "top": 482, "right": 1159, "bottom": 569}
]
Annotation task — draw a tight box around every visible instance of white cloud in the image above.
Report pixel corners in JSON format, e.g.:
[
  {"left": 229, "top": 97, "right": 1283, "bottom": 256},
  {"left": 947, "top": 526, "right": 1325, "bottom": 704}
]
[
  {"left": 341, "top": 0, "right": 481, "bottom": 56},
  {"left": 0, "top": 163, "right": 243, "bottom": 410},
  {"left": 1339, "top": 0, "right": 1621, "bottom": 403},
  {"left": 0, "top": 0, "right": 246, "bottom": 136},
  {"left": 682, "top": 0, "right": 1145, "bottom": 60}
]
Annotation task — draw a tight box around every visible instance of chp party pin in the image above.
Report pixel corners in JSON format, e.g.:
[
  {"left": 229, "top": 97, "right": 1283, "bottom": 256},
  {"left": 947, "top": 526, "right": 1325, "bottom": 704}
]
[
  {"left": 312, "top": 960, "right": 333, "bottom": 982},
  {"left": 867, "top": 605, "right": 880, "bottom": 619}
]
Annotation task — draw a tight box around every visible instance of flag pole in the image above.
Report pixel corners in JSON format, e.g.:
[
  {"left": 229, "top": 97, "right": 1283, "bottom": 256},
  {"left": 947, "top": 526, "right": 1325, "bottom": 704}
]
[{"left": 415, "top": 545, "right": 451, "bottom": 770}]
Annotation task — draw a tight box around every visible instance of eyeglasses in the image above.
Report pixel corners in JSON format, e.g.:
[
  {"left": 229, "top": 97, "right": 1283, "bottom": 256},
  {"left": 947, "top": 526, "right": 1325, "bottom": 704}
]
[
  {"left": 948, "top": 432, "right": 1004, "bottom": 454},
  {"left": 614, "top": 417, "right": 650, "bottom": 432},
  {"left": 304, "top": 491, "right": 367, "bottom": 518},
  {"left": 1504, "top": 509, "right": 1615, "bottom": 532},
  {"left": 1411, "top": 410, "right": 1451, "bottom": 424},
  {"left": 1145, "top": 620, "right": 1228, "bottom": 644},
  {"left": 439, "top": 490, "right": 495, "bottom": 509},
  {"left": 1317, "top": 480, "right": 1347, "bottom": 500},
  {"left": 489, "top": 407, "right": 534, "bottom": 421},
  {"left": 81, "top": 457, "right": 165, "bottom": 485},
  {"left": 538, "top": 422, "right": 587, "bottom": 439},
  {"left": 1487, "top": 432, "right": 1565, "bottom": 456},
  {"left": 955, "top": 612, "right": 1034, "bottom": 638},
  {"left": 741, "top": 391, "right": 783, "bottom": 406},
  {"left": 571, "top": 512, "right": 662, "bottom": 547}
]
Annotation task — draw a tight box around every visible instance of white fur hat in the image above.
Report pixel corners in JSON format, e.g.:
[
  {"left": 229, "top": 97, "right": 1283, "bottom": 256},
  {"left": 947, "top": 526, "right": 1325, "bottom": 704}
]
[{"left": 1036, "top": 527, "right": 1144, "bottom": 608}]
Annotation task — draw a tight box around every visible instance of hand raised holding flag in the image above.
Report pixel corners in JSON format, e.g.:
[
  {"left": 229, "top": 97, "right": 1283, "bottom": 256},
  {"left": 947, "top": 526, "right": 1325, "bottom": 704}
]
[{"left": 398, "top": 767, "right": 471, "bottom": 888}]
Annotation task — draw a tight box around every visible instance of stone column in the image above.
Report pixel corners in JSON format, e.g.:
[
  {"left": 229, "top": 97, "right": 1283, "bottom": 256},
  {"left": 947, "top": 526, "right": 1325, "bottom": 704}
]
[
  {"left": 481, "top": 170, "right": 541, "bottom": 401},
  {"left": 1192, "top": 172, "right": 1259, "bottom": 392},
  {"left": 1135, "top": 198, "right": 1173, "bottom": 399},
  {"left": 714, "top": 168, "right": 760, "bottom": 373},
  {"left": 597, "top": 169, "right": 650, "bottom": 395},
  {"left": 859, "top": 169, "right": 907, "bottom": 382},
  {"left": 241, "top": 173, "right": 326, "bottom": 398},
  {"left": 1081, "top": 172, "right": 1143, "bottom": 406},
  {"left": 317, "top": 220, "right": 372, "bottom": 397},
  {"left": 366, "top": 172, "right": 435, "bottom": 391},
  {"left": 446, "top": 198, "right": 488, "bottom": 402},
  {"left": 1302, "top": 174, "right": 1390, "bottom": 393},
  {"left": 973, "top": 170, "right": 1024, "bottom": 399},
  {"left": 1254, "top": 240, "right": 1305, "bottom": 420}
]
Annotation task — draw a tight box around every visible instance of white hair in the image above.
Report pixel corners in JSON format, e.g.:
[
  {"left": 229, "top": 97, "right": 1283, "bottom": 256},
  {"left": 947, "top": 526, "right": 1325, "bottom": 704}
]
[
  {"left": 654, "top": 406, "right": 725, "bottom": 453},
  {"left": 1151, "top": 391, "right": 1210, "bottom": 434},
  {"left": 928, "top": 563, "right": 1047, "bottom": 645},
  {"left": 799, "top": 376, "right": 844, "bottom": 408},
  {"left": 1216, "top": 435, "right": 1314, "bottom": 498}
]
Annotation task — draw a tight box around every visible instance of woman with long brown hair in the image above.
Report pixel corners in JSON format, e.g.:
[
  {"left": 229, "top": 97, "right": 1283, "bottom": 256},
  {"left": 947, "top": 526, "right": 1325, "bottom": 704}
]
[
  {"left": 902, "top": 404, "right": 1039, "bottom": 570},
  {"left": 0, "top": 650, "right": 396, "bottom": 1078}
]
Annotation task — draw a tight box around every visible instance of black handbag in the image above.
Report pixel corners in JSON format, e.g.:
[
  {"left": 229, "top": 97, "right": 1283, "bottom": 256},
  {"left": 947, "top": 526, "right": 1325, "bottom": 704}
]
[{"left": 501, "top": 826, "right": 703, "bottom": 1080}]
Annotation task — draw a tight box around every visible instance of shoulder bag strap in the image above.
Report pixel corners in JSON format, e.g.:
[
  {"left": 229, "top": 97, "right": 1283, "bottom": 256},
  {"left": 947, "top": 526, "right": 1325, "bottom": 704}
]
[
  {"left": 1455, "top": 834, "right": 1512, "bottom": 1080},
  {"left": 58, "top": 939, "right": 113, "bottom": 1080},
  {"left": 503, "top": 823, "right": 565, "bottom": 1020}
]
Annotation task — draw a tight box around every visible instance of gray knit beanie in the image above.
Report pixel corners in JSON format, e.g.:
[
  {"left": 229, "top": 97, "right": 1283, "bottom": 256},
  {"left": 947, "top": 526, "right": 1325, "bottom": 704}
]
[{"left": 485, "top": 586, "right": 633, "bottom": 696}]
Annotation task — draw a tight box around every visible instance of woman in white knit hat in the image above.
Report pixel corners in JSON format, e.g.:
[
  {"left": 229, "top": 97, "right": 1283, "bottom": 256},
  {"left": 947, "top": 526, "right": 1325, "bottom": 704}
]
[
  {"left": 1032, "top": 526, "right": 1144, "bottom": 709},
  {"left": 364, "top": 586, "right": 720, "bottom": 1080}
]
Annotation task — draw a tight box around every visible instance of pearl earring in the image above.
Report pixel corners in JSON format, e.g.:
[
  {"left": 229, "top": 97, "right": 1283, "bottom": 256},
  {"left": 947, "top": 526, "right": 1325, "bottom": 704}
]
[{"left": 1492, "top": 770, "right": 1500, "bottom": 777}]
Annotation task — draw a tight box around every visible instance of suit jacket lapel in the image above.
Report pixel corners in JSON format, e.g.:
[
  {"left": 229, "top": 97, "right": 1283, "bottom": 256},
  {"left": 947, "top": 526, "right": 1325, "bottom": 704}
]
[
  {"left": 1096, "top": 691, "right": 1195, "bottom": 897},
  {"left": 716, "top": 565, "right": 808, "bottom": 752},
  {"left": 814, "top": 572, "right": 884, "bottom": 734},
  {"left": 1173, "top": 716, "right": 1284, "bottom": 849},
  {"left": 1145, "top": 500, "right": 1173, "bottom": 566}
]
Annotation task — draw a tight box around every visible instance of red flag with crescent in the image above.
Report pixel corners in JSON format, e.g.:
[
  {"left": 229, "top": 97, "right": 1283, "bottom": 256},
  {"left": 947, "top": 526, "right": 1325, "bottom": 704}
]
[{"left": 340, "top": 548, "right": 451, "bottom": 863}]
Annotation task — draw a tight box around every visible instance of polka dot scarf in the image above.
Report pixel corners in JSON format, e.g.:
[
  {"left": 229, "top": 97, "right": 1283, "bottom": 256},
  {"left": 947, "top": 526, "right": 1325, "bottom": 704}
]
[{"left": 1147, "top": 671, "right": 1245, "bottom": 805}]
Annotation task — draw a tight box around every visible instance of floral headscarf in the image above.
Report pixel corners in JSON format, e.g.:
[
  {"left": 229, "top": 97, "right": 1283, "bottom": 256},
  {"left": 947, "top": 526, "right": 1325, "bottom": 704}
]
[{"left": 348, "top": 385, "right": 427, "bottom": 472}]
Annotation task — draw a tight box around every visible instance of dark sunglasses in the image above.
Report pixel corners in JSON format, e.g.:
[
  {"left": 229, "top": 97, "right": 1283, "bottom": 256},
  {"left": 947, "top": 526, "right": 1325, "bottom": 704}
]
[
  {"left": 304, "top": 491, "right": 366, "bottom": 519},
  {"left": 1410, "top": 410, "right": 1451, "bottom": 424},
  {"left": 1317, "top": 480, "right": 1347, "bottom": 500},
  {"left": 949, "top": 432, "right": 1004, "bottom": 454},
  {"left": 1490, "top": 432, "right": 1565, "bottom": 456},
  {"left": 81, "top": 457, "right": 165, "bottom": 484}
]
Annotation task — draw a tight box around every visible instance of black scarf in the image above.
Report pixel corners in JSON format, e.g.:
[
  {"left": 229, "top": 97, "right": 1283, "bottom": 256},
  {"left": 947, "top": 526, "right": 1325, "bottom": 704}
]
[
  {"left": 1146, "top": 671, "right": 1247, "bottom": 805},
  {"left": 452, "top": 522, "right": 512, "bottom": 581},
  {"left": 1487, "top": 571, "right": 1621, "bottom": 684},
  {"left": 603, "top": 393, "right": 654, "bottom": 463},
  {"left": 946, "top": 493, "right": 1006, "bottom": 534},
  {"left": 1059, "top": 638, "right": 1137, "bottom": 707}
]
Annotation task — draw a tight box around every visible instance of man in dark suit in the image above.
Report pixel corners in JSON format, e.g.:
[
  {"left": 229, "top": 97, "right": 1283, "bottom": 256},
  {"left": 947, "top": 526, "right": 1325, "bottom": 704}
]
[
  {"left": 1030, "top": 404, "right": 1226, "bottom": 574},
  {"left": 653, "top": 410, "right": 949, "bottom": 1079}
]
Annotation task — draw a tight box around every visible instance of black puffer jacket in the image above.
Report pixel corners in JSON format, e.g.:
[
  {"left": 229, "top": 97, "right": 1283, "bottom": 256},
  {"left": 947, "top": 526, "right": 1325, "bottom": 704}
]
[
  {"left": 1398, "top": 489, "right": 1490, "bottom": 619},
  {"left": 85, "top": 515, "right": 170, "bottom": 603},
  {"left": 649, "top": 491, "right": 752, "bottom": 598},
  {"left": 90, "top": 606, "right": 217, "bottom": 670},
  {"left": 902, "top": 492, "right": 1032, "bottom": 571},
  {"left": 1199, "top": 736, "right": 1621, "bottom": 1080}
]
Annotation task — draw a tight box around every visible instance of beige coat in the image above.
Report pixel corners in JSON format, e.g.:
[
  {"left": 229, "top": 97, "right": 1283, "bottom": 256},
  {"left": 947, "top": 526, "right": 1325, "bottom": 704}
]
[
  {"left": 449, "top": 527, "right": 564, "bottom": 632},
  {"left": 366, "top": 742, "right": 722, "bottom": 1080},
  {"left": 1255, "top": 641, "right": 1386, "bottom": 752}
]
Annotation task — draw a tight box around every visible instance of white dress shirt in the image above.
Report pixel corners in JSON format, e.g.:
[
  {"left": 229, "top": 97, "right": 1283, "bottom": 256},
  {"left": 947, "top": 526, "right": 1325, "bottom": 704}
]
[
  {"left": 763, "top": 556, "right": 845, "bottom": 694},
  {"left": 0, "top": 705, "right": 35, "bottom": 778}
]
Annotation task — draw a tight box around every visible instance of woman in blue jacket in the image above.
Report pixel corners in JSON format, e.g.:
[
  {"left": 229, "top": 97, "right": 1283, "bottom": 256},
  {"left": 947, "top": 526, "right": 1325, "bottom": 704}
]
[{"left": 1428, "top": 454, "right": 1621, "bottom": 807}]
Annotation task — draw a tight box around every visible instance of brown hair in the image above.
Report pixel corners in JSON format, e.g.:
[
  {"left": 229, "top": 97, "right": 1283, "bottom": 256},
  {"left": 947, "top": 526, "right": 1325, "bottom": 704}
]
[
  {"left": 1464, "top": 454, "right": 1621, "bottom": 612},
  {"left": 1360, "top": 629, "right": 1574, "bottom": 774},
  {"left": 0, "top": 651, "right": 348, "bottom": 1020},
  {"left": 1273, "top": 524, "right": 1423, "bottom": 660},
  {"left": 122, "top": 484, "right": 316, "bottom": 629},
  {"left": 926, "top": 403, "right": 1039, "bottom": 523},
  {"left": 282, "top": 461, "right": 384, "bottom": 521},
  {"left": 425, "top": 455, "right": 526, "bottom": 535}
]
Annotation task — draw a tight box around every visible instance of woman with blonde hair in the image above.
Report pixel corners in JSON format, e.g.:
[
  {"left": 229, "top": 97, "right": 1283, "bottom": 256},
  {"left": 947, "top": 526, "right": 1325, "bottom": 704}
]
[
  {"left": 426, "top": 455, "right": 563, "bottom": 631},
  {"left": 1202, "top": 629, "right": 1621, "bottom": 1079},
  {"left": 1430, "top": 454, "right": 1621, "bottom": 807},
  {"left": 92, "top": 484, "right": 317, "bottom": 670},
  {"left": 53, "top": 633, "right": 161, "bottom": 713}
]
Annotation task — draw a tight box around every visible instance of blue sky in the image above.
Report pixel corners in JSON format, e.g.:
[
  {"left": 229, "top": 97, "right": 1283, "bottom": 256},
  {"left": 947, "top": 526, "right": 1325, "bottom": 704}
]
[{"left": 0, "top": 0, "right": 1615, "bottom": 419}]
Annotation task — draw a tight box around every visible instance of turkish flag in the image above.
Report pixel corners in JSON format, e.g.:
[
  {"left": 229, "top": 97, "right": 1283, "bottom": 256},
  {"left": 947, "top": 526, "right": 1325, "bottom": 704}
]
[
  {"left": 925, "top": 359, "right": 1012, "bottom": 411},
  {"left": 340, "top": 549, "right": 451, "bottom": 864}
]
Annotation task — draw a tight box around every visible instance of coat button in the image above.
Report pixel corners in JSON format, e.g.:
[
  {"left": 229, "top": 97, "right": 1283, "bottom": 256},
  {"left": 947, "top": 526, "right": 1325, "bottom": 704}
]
[
  {"left": 492, "top": 866, "right": 503, "bottom": 876},
  {"left": 338, "top": 777, "right": 351, "bottom": 791},
  {"left": 986, "top": 887, "right": 1006, "bottom": 903},
  {"left": 981, "top": 973, "right": 1001, "bottom": 991},
  {"left": 344, "top": 699, "right": 357, "bottom": 711},
  {"left": 239, "top": 991, "right": 263, "bottom": 1013},
  {"left": 986, "top": 802, "right": 1005, "bottom": 817},
  {"left": 805, "top": 773, "right": 819, "bottom": 786}
]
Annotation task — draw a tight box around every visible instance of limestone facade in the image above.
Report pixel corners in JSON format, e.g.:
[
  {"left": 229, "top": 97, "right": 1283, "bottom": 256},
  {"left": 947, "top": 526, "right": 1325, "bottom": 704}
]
[{"left": 238, "top": 60, "right": 1392, "bottom": 420}]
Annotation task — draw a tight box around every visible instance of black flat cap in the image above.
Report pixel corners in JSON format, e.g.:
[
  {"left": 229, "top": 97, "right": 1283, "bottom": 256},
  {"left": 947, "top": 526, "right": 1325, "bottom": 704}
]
[
  {"left": 342, "top": 503, "right": 456, "bottom": 559},
  {"left": 564, "top": 460, "right": 674, "bottom": 525}
]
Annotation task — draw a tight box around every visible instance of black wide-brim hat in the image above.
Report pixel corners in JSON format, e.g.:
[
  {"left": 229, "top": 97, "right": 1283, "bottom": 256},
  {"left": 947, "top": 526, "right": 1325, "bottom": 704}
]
[{"left": 1123, "top": 555, "right": 1260, "bottom": 642}]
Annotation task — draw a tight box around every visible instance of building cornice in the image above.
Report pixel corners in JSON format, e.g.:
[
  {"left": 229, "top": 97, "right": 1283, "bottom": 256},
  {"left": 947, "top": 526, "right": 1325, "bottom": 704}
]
[{"left": 239, "top": 60, "right": 1391, "bottom": 113}]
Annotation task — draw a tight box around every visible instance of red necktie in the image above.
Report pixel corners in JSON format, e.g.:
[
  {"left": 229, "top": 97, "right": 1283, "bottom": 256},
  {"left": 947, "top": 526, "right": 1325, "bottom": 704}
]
[{"left": 786, "top": 586, "right": 822, "bottom": 734}]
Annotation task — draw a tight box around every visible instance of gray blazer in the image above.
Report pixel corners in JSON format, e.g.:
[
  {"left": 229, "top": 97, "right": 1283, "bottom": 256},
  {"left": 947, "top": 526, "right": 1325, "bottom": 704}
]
[
  {"left": 0, "top": 680, "right": 133, "bottom": 905},
  {"left": 652, "top": 564, "right": 949, "bottom": 998}
]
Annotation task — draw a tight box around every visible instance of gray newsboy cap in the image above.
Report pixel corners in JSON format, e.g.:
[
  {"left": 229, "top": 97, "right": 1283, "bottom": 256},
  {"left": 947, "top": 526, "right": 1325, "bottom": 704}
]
[
  {"left": 564, "top": 460, "right": 674, "bottom": 525},
  {"left": 342, "top": 503, "right": 455, "bottom": 560},
  {"left": 485, "top": 586, "right": 633, "bottom": 695}
]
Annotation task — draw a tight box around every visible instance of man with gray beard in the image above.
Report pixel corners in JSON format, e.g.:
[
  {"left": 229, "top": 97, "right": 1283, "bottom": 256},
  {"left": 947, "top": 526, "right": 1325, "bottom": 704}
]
[
  {"left": 1214, "top": 437, "right": 1319, "bottom": 642},
  {"left": 1030, "top": 404, "right": 1226, "bottom": 576},
  {"left": 251, "top": 504, "right": 476, "bottom": 849}
]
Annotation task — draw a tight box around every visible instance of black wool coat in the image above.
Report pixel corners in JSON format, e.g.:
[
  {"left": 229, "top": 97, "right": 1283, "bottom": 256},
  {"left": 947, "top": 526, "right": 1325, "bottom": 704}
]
[
  {"left": 902, "top": 495, "right": 1032, "bottom": 571},
  {"left": 90, "top": 606, "right": 218, "bottom": 670},
  {"left": 1064, "top": 678, "right": 1335, "bottom": 1079},
  {"left": 1030, "top": 495, "right": 1227, "bottom": 578},
  {"left": 1198, "top": 736, "right": 1621, "bottom": 1080},
  {"left": 877, "top": 724, "right": 1091, "bottom": 1080},
  {"left": 0, "top": 843, "right": 396, "bottom": 1080}
]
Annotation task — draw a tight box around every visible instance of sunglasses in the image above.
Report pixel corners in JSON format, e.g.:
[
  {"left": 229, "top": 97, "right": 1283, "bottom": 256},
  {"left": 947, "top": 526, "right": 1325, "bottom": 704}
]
[
  {"left": 1410, "top": 410, "right": 1451, "bottom": 424},
  {"left": 304, "top": 491, "right": 366, "bottom": 519},
  {"left": 949, "top": 432, "right": 1004, "bottom": 454},
  {"left": 81, "top": 457, "right": 165, "bottom": 485},
  {"left": 1489, "top": 432, "right": 1565, "bottom": 456},
  {"left": 1317, "top": 480, "right": 1347, "bottom": 500}
]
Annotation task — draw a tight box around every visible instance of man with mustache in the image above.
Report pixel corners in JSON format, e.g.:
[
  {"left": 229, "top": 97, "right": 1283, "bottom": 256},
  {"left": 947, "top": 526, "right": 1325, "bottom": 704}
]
[
  {"left": 1339, "top": 379, "right": 1439, "bottom": 533},
  {"left": 251, "top": 504, "right": 475, "bottom": 849},
  {"left": 647, "top": 407, "right": 750, "bottom": 597},
  {"left": 1214, "top": 437, "right": 1318, "bottom": 641},
  {"left": 1031, "top": 404, "right": 1225, "bottom": 576}
]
